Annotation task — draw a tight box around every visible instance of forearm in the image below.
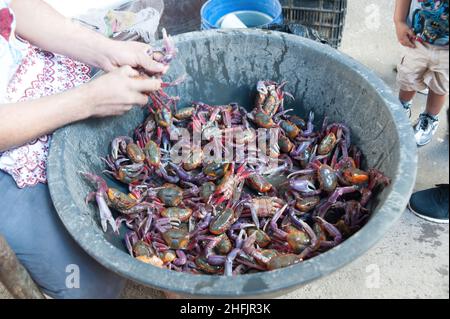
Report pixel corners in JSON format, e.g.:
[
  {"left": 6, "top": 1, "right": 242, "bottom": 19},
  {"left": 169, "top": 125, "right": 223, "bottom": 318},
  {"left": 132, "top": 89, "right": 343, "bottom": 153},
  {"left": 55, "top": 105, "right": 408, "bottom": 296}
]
[
  {"left": 10, "top": 0, "right": 114, "bottom": 69},
  {"left": 0, "top": 86, "right": 93, "bottom": 152},
  {"left": 0, "top": 65, "right": 162, "bottom": 152},
  {"left": 394, "top": 0, "right": 412, "bottom": 24}
]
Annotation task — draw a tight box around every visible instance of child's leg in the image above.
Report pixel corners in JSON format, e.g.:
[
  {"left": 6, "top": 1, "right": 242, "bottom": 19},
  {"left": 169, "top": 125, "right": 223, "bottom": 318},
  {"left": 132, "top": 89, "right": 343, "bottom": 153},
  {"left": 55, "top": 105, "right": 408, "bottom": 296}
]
[
  {"left": 425, "top": 47, "right": 449, "bottom": 118},
  {"left": 413, "top": 49, "right": 448, "bottom": 146},
  {"left": 399, "top": 89, "right": 417, "bottom": 108},
  {"left": 426, "top": 90, "right": 448, "bottom": 117},
  {"left": 396, "top": 44, "right": 429, "bottom": 115}
]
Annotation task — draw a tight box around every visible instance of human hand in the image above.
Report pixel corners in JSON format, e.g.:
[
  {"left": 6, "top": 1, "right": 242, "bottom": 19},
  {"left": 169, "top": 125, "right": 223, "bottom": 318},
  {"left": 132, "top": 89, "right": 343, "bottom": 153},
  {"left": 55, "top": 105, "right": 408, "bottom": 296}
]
[
  {"left": 99, "top": 40, "right": 169, "bottom": 75},
  {"left": 85, "top": 66, "right": 161, "bottom": 118},
  {"left": 395, "top": 22, "right": 416, "bottom": 48}
]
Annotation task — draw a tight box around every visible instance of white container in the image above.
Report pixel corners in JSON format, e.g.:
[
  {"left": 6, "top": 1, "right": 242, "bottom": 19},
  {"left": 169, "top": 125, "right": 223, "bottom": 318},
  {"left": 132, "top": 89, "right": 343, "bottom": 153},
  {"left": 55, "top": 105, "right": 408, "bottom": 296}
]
[{"left": 220, "top": 13, "right": 247, "bottom": 29}]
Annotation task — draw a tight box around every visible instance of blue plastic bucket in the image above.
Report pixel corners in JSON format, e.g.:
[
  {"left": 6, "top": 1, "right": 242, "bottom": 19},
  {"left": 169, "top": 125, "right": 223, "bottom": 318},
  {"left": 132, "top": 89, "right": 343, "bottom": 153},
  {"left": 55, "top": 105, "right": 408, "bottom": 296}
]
[{"left": 201, "top": 0, "right": 283, "bottom": 30}]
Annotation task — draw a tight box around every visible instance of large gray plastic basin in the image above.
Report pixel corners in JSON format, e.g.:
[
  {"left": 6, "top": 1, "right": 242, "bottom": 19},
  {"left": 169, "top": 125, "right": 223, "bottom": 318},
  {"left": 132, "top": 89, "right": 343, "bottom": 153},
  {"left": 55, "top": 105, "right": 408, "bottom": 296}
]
[{"left": 48, "top": 29, "right": 417, "bottom": 297}]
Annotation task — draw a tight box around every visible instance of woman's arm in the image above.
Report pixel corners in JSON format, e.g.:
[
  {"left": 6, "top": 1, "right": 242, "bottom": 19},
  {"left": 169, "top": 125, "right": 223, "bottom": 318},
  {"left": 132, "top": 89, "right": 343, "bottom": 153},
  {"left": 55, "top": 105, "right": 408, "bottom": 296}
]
[
  {"left": 2, "top": 0, "right": 167, "bottom": 152},
  {"left": 0, "top": 86, "right": 91, "bottom": 152},
  {"left": 394, "top": 0, "right": 416, "bottom": 48},
  {"left": 10, "top": 0, "right": 166, "bottom": 73},
  {"left": 0, "top": 66, "right": 160, "bottom": 152}
]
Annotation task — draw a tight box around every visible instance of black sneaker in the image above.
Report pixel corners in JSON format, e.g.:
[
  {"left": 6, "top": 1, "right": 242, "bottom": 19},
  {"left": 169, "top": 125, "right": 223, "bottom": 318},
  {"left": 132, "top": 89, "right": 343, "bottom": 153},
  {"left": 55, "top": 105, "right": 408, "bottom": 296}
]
[{"left": 408, "top": 184, "right": 449, "bottom": 224}]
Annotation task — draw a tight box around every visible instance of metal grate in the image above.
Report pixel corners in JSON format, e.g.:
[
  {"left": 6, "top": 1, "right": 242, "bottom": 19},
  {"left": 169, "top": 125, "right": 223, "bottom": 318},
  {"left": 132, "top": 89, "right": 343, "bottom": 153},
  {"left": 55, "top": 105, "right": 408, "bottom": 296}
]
[{"left": 280, "top": 0, "right": 347, "bottom": 48}]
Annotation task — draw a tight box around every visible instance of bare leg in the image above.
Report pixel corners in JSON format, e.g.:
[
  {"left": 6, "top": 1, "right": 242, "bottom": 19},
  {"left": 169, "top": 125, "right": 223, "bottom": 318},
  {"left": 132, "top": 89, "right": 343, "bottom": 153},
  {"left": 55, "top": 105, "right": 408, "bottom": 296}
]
[
  {"left": 399, "top": 90, "right": 416, "bottom": 103},
  {"left": 425, "top": 90, "right": 448, "bottom": 117}
]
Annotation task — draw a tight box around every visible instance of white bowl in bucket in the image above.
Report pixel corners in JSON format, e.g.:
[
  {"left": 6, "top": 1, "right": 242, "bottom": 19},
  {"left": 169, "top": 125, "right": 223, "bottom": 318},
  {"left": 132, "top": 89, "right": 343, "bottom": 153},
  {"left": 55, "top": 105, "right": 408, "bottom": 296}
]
[{"left": 201, "top": 0, "right": 283, "bottom": 30}]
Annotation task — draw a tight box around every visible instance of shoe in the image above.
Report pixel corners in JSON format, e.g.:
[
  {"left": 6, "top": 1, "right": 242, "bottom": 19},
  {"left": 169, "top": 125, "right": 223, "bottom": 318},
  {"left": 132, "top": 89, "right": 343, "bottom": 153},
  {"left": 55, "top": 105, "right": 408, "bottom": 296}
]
[
  {"left": 404, "top": 107, "right": 412, "bottom": 118},
  {"left": 400, "top": 100, "right": 412, "bottom": 118},
  {"left": 409, "top": 184, "right": 449, "bottom": 224},
  {"left": 414, "top": 113, "right": 439, "bottom": 146}
]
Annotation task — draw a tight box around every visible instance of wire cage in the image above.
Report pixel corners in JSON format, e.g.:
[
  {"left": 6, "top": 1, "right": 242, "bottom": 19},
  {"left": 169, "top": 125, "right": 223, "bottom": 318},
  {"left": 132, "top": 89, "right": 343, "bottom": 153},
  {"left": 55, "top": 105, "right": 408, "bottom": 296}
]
[{"left": 280, "top": 0, "right": 347, "bottom": 48}]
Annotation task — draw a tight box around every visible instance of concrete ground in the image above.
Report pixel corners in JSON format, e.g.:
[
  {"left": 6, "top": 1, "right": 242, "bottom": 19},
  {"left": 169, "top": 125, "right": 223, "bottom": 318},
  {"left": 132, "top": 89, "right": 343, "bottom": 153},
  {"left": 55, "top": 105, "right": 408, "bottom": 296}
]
[{"left": 1, "top": 0, "right": 448, "bottom": 299}]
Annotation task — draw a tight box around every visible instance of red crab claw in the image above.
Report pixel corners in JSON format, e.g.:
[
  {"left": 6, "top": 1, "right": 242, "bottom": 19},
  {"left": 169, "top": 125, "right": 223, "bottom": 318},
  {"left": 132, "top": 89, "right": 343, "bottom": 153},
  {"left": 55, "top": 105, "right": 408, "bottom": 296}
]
[
  {"left": 161, "top": 74, "right": 187, "bottom": 88},
  {"left": 213, "top": 195, "right": 228, "bottom": 207}
]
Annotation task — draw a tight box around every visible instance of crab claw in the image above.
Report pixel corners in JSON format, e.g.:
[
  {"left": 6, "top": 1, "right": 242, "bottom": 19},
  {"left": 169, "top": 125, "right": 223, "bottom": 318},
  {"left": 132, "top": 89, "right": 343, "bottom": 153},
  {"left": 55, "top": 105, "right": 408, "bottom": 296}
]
[
  {"left": 125, "top": 231, "right": 137, "bottom": 257},
  {"left": 269, "top": 204, "right": 288, "bottom": 232},
  {"left": 289, "top": 178, "right": 316, "bottom": 194},
  {"left": 308, "top": 111, "right": 314, "bottom": 123},
  {"left": 81, "top": 172, "right": 119, "bottom": 234},
  {"left": 111, "top": 136, "right": 132, "bottom": 160},
  {"left": 314, "top": 216, "right": 343, "bottom": 248},
  {"left": 161, "top": 74, "right": 187, "bottom": 88},
  {"left": 96, "top": 190, "right": 119, "bottom": 233},
  {"left": 225, "top": 248, "right": 241, "bottom": 276},
  {"left": 161, "top": 28, "right": 177, "bottom": 64},
  {"left": 256, "top": 81, "right": 269, "bottom": 95},
  {"left": 241, "top": 232, "right": 257, "bottom": 255}
]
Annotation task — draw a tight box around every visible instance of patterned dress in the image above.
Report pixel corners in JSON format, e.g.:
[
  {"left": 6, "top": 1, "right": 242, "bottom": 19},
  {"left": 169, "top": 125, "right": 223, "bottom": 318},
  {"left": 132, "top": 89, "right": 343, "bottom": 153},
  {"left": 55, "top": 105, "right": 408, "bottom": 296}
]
[{"left": 0, "top": 0, "right": 91, "bottom": 188}]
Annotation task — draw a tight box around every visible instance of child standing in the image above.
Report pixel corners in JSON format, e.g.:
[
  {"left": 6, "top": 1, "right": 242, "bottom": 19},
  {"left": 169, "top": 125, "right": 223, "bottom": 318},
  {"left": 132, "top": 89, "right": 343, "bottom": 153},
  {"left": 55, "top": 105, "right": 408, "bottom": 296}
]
[{"left": 395, "top": 0, "right": 449, "bottom": 146}]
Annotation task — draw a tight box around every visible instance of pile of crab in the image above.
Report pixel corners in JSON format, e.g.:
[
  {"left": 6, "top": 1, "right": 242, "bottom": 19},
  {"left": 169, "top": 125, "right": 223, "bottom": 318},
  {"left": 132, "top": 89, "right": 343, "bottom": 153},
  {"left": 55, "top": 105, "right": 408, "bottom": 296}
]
[{"left": 82, "top": 34, "right": 390, "bottom": 276}]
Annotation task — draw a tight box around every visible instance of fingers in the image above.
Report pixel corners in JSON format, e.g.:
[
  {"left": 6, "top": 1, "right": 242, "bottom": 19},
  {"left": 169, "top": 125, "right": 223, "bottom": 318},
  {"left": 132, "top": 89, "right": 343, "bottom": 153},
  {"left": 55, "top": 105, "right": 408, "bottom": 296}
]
[
  {"left": 152, "top": 51, "right": 165, "bottom": 61},
  {"left": 404, "top": 39, "right": 416, "bottom": 48},
  {"left": 399, "top": 29, "right": 416, "bottom": 48},
  {"left": 101, "top": 61, "right": 117, "bottom": 72},
  {"left": 89, "top": 66, "right": 154, "bottom": 118},
  {"left": 119, "top": 68, "right": 160, "bottom": 103},
  {"left": 132, "top": 77, "right": 162, "bottom": 93},
  {"left": 110, "top": 102, "right": 150, "bottom": 116},
  {"left": 139, "top": 45, "right": 169, "bottom": 75},
  {"left": 406, "top": 28, "right": 416, "bottom": 38},
  {"left": 139, "top": 56, "right": 169, "bottom": 75},
  {"left": 120, "top": 65, "right": 140, "bottom": 77},
  {"left": 150, "top": 52, "right": 170, "bottom": 74},
  {"left": 122, "top": 91, "right": 150, "bottom": 106},
  {"left": 400, "top": 35, "right": 416, "bottom": 48},
  {"left": 114, "top": 104, "right": 134, "bottom": 115},
  {"left": 400, "top": 38, "right": 411, "bottom": 47},
  {"left": 94, "top": 104, "right": 134, "bottom": 118},
  {"left": 396, "top": 24, "right": 417, "bottom": 49},
  {"left": 134, "top": 93, "right": 150, "bottom": 106},
  {"left": 120, "top": 60, "right": 163, "bottom": 93},
  {"left": 137, "top": 47, "right": 167, "bottom": 74},
  {"left": 406, "top": 29, "right": 417, "bottom": 48}
]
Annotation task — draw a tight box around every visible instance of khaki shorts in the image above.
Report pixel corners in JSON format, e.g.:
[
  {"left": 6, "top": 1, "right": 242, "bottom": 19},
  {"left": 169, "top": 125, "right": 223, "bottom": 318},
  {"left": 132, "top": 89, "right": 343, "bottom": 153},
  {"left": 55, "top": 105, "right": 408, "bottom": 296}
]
[{"left": 397, "top": 41, "right": 449, "bottom": 96}]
